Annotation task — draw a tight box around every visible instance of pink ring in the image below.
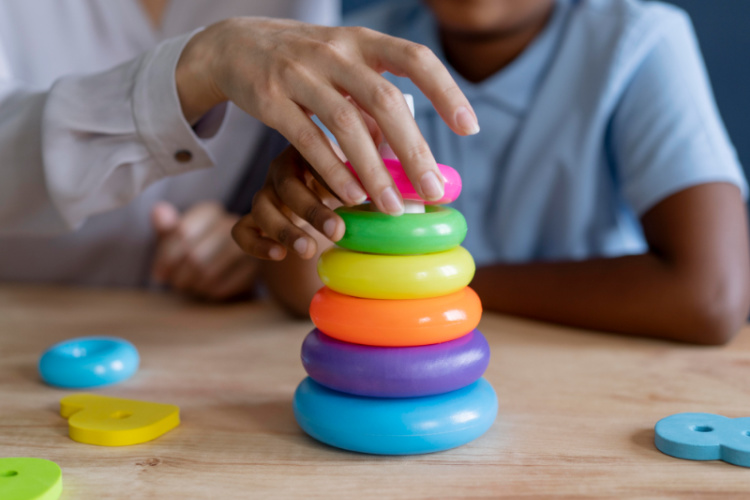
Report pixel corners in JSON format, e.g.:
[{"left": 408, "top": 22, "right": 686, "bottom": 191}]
[{"left": 345, "top": 158, "right": 462, "bottom": 204}]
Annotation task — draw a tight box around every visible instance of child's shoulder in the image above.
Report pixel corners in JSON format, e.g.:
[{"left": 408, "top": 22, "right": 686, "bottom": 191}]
[
  {"left": 572, "top": 0, "right": 694, "bottom": 49},
  {"left": 580, "top": 0, "right": 686, "bottom": 20}
]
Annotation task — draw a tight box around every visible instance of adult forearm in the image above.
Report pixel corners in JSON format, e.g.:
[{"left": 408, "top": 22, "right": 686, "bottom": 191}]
[
  {"left": 0, "top": 33, "right": 213, "bottom": 235},
  {"left": 471, "top": 253, "right": 745, "bottom": 344}
]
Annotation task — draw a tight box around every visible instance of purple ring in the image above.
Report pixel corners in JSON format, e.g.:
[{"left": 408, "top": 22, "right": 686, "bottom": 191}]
[{"left": 301, "top": 328, "right": 490, "bottom": 398}]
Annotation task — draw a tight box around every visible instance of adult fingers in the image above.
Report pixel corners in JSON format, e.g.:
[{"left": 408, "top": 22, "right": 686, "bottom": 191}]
[
  {"left": 176, "top": 202, "right": 225, "bottom": 242},
  {"left": 192, "top": 235, "right": 248, "bottom": 294},
  {"left": 336, "top": 67, "right": 444, "bottom": 201},
  {"left": 203, "top": 259, "right": 260, "bottom": 302},
  {"left": 151, "top": 202, "right": 180, "bottom": 236},
  {"left": 358, "top": 30, "right": 480, "bottom": 136},
  {"left": 170, "top": 221, "right": 232, "bottom": 292},
  {"left": 150, "top": 202, "right": 181, "bottom": 281},
  {"left": 159, "top": 202, "right": 223, "bottom": 262},
  {"left": 346, "top": 96, "right": 384, "bottom": 146},
  {"left": 152, "top": 202, "right": 223, "bottom": 282},
  {"left": 267, "top": 99, "right": 369, "bottom": 208},
  {"left": 287, "top": 74, "right": 404, "bottom": 215}
]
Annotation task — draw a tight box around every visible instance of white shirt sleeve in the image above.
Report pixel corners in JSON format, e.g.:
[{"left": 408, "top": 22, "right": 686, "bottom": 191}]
[{"left": 0, "top": 31, "right": 220, "bottom": 235}]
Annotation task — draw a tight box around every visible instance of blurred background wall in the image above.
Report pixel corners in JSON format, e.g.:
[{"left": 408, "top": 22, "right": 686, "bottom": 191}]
[{"left": 342, "top": 0, "right": 750, "bottom": 179}]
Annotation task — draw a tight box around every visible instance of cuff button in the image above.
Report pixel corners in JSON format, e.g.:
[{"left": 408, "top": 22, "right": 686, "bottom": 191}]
[{"left": 174, "top": 150, "right": 193, "bottom": 163}]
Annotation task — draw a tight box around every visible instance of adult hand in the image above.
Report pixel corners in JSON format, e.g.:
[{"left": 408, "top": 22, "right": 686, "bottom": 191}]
[
  {"left": 176, "top": 18, "right": 479, "bottom": 224},
  {"left": 151, "top": 201, "right": 259, "bottom": 301}
]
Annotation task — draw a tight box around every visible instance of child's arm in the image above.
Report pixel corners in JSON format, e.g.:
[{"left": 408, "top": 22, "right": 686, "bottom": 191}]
[
  {"left": 232, "top": 146, "right": 344, "bottom": 316},
  {"left": 259, "top": 228, "right": 332, "bottom": 317},
  {"left": 233, "top": 154, "right": 750, "bottom": 343},
  {"left": 468, "top": 10, "right": 750, "bottom": 344},
  {"left": 472, "top": 182, "right": 750, "bottom": 344}
]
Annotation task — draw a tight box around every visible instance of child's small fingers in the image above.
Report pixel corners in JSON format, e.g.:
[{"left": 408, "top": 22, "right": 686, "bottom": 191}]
[
  {"left": 251, "top": 190, "right": 319, "bottom": 260},
  {"left": 271, "top": 153, "right": 345, "bottom": 242},
  {"left": 232, "top": 214, "right": 287, "bottom": 261}
]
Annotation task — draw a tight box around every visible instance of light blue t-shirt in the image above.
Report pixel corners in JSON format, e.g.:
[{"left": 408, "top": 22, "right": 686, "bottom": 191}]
[{"left": 346, "top": 0, "right": 747, "bottom": 266}]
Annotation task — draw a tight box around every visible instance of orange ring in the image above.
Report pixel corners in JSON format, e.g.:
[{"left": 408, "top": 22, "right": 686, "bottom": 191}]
[{"left": 309, "top": 286, "right": 482, "bottom": 347}]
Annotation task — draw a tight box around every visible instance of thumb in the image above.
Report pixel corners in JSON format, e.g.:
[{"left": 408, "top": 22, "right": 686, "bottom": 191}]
[{"left": 151, "top": 201, "right": 180, "bottom": 236}]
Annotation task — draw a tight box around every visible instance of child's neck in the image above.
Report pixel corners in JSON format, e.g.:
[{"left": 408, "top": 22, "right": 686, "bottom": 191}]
[{"left": 439, "top": 5, "right": 555, "bottom": 84}]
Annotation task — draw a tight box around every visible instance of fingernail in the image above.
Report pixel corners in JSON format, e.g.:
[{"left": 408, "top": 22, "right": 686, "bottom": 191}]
[
  {"left": 455, "top": 106, "right": 480, "bottom": 135},
  {"left": 379, "top": 186, "right": 404, "bottom": 216},
  {"left": 293, "top": 238, "right": 309, "bottom": 256},
  {"left": 345, "top": 180, "right": 368, "bottom": 205},
  {"left": 268, "top": 246, "right": 284, "bottom": 260},
  {"left": 323, "top": 219, "right": 337, "bottom": 239},
  {"left": 420, "top": 171, "right": 444, "bottom": 201}
]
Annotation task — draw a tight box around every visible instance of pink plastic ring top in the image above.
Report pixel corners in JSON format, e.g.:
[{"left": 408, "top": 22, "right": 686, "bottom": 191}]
[{"left": 345, "top": 158, "right": 462, "bottom": 204}]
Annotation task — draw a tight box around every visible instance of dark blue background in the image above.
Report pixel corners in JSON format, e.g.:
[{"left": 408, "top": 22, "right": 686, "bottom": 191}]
[{"left": 342, "top": 0, "right": 750, "bottom": 174}]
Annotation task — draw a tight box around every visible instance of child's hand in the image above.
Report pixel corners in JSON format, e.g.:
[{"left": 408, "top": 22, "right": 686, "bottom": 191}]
[
  {"left": 151, "top": 201, "right": 259, "bottom": 301},
  {"left": 232, "top": 145, "right": 346, "bottom": 261}
]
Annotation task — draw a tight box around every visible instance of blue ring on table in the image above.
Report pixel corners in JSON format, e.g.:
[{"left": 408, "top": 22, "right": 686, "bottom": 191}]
[
  {"left": 293, "top": 377, "right": 498, "bottom": 455},
  {"left": 38, "top": 336, "right": 139, "bottom": 388},
  {"left": 301, "top": 328, "right": 490, "bottom": 397}
]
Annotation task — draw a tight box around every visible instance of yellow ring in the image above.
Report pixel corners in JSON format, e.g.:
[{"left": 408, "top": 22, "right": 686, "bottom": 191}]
[{"left": 317, "top": 246, "right": 476, "bottom": 299}]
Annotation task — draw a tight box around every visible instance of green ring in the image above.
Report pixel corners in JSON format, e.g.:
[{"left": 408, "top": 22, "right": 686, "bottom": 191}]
[{"left": 335, "top": 205, "right": 468, "bottom": 255}]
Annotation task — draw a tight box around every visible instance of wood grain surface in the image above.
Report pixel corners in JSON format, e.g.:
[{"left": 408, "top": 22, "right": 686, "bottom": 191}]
[{"left": 1, "top": 285, "right": 749, "bottom": 499}]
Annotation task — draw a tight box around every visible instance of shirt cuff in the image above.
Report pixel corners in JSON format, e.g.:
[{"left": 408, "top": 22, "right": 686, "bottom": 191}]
[{"left": 132, "top": 30, "right": 219, "bottom": 176}]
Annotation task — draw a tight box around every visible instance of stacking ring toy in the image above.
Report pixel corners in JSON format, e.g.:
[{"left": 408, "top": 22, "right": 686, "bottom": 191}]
[
  {"left": 345, "top": 158, "right": 462, "bottom": 204},
  {"left": 310, "top": 286, "right": 481, "bottom": 346},
  {"left": 302, "top": 329, "right": 490, "bottom": 397},
  {"left": 318, "top": 246, "right": 475, "bottom": 299},
  {"left": 39, "top": 336, "right": 139, "bottom": 388},
  {"left": 294, "top": 377, "right": 497, "bottom": 455},
  {"left": 335, "top": 205, "right": 467, "bottom": 255}
]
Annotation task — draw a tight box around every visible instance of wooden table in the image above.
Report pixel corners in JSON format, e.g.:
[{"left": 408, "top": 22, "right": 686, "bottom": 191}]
[{"left": 1, "top": 285, "right": 750, "bottom": 499}]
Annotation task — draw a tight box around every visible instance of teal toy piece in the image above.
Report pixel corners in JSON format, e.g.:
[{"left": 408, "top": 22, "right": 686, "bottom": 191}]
[
  {"left": 654, "top": 412, "right": 750, "bottom": 467},
  {"left": 39, "top": 336, "right": 139, "bottom": 389},
  {"left": 0, "top": 457, "right": 62, "bottom": 500},
  {"left": 335, "top": 205, "right": 467, "bottom": 255},
  {"left": 293, "top": 377, "right": 498, "bottom": 455}
]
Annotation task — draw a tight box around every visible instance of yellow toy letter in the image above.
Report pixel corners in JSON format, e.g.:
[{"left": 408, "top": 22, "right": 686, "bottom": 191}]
[{"left": 60, "top": 394, "right": 180, "bottom": 446}]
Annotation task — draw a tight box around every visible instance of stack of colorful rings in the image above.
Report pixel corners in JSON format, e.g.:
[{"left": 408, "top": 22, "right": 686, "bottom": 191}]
[{"left": 293, "top": 160, "right": 498, "bottom": 455}]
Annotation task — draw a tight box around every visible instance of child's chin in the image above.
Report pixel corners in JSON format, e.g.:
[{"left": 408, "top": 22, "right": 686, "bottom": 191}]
[{"left": 425, "top": 0, "right": 551, "bottom": 39}]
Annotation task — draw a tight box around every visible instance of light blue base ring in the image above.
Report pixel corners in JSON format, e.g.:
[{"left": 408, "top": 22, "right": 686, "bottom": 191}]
[{"left": 293, "top": 377, "right": 498, "bottom": 455}]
